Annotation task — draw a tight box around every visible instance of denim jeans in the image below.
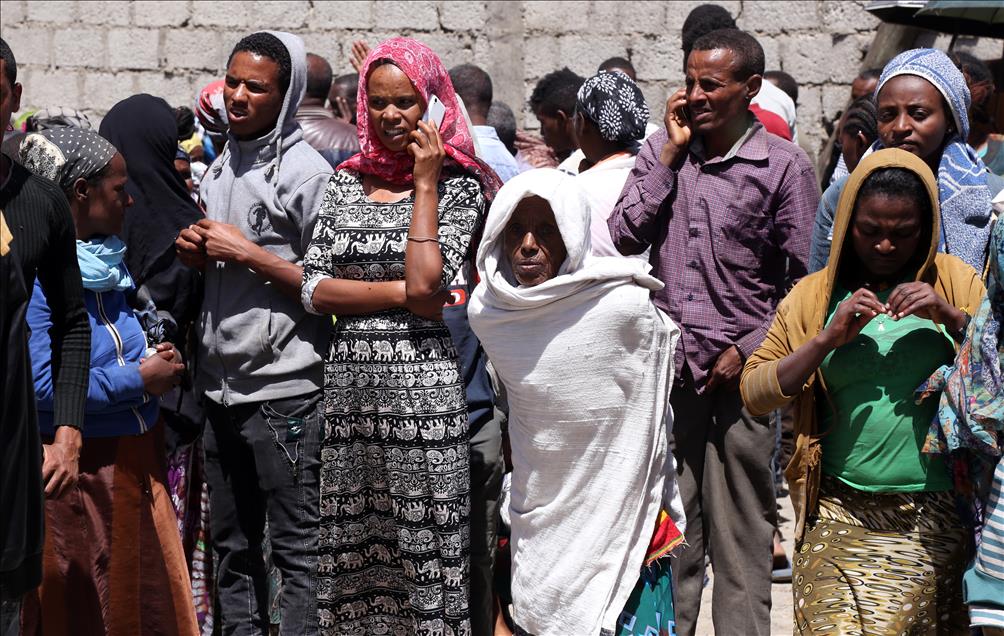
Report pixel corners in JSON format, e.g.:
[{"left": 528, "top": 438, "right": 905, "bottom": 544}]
[{"left": 203, "top": 391, "right": 321, "bottom": 636}]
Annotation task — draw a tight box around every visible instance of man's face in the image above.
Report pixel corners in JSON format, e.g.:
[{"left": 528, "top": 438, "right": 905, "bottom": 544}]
[
  {"left": 503, "top": 195, "right": 567, "bottom": 287},
  {"left": 684, "top": 48, "right": 758, "bottom": 138},
  {"left": 0, "top": 60, "right": 23, "bottom": 133},
  {"left": 535, "top": 109, "right": 575, "bottom": 156},
  {"left": 224, "top": 51, "right": 284, "bottom": 141}
]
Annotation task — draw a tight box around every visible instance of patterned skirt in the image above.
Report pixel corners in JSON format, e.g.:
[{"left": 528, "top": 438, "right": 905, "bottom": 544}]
[
  {"left": 317, "top": 314, "right": 471, "bottom": 636},
  {"left": 793, "top": 476, "right": 969, "bottom": 635}
]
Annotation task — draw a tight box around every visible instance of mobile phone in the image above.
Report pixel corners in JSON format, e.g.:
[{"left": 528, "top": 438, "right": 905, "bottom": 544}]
[{"left": 422, "top": 94, "right": 446, "bottom": 129}]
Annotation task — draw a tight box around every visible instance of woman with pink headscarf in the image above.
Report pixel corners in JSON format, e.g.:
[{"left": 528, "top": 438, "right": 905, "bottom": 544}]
[{"left": 301, "top": 38, "right": 499, "bottom": 636}]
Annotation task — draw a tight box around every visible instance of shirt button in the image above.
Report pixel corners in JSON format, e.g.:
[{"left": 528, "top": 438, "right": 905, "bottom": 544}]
[
  {"left": 687, "top": 293, "right": 694, "bottom": 301},
  {"left": 689, "top": 227, "right": 699, "bottom": 237},
  {"left": 689, "top": 260, "right": 698, "bottom": 268}
]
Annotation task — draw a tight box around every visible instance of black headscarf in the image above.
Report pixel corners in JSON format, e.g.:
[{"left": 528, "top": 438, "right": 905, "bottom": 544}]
[{"left": 99, "top": 94, "right": 203, "bottom": 284}]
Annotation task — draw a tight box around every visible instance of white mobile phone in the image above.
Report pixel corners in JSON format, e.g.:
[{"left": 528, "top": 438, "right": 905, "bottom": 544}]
[{"left": 422, "top": 94, "right": 446, "bottom": 129}]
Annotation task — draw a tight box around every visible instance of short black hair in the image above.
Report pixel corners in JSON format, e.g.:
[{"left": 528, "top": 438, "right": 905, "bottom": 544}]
[
  {"left": 529, "top": 67, "right": 584, "bottom": 117},
  {"left": 488, "top": 100, "right": 517, "bottom": 156},
  {"left": 174, "top": 106, "right": 196, "bottom": 141},
  {"left": 449, "top": 63, "right": 493, "bottom": 115},
  {"left": 229, "top": 32, "right": 291, "bottom": 96},
  {"left": 334, "top": 73, "right": 358, "bottom": 92},
  {"left": 0, "top": 37, "right": 16, "bottom": 88},
  {"left": 682, "top": 5, "right": 736, "bottom": 55},
  {"left": 691, "top": 29, "right": 765, "bottom": 81},
  {"left": 842, "top": 96, "right": 877, "bottom": 142},
  {"left": 305, "top": 52, "right": 332, "bottom": 100},
  {"left": 858, "top": 67, "right": 883, "bottom": 81},
  {"left": 598, "top": 56, "right": 636, "bottom": 80},
  {"left": 764, "top": 70, "right": 798, "bottom": 106},
  {"left": 951, "top": 51, "right": 993, "bottom": 86}
]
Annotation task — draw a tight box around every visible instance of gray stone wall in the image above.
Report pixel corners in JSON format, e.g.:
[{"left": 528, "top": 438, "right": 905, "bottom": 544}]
[{"left": 1, "top": 0, "right": 1001, "bottom": 158}]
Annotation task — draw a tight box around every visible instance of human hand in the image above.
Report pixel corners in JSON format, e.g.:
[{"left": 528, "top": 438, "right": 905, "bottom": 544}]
[
  {"left": 193, "top": 219, "right": 253, "bottom": 265},
  {"left": 705, "top": 345, "right": 743, "bottom": 393},
  {"left": 886, "top": 282, "right": 966, "bottom": 333},
  {"left": 350, "top": 40, "right": 371, "bottom": 73},
  {"left": 154, "top": 341, "right": 183, "bottom": 366},
  {"left": 514, "top": 131, "right": 558, "bottom": 168},
  {"left": 404, "top": 289, "right": 452, "bottom": 321},
  {"left": 140, "top": 352, "right": 185, "bottom": 396},
  {"left": 408, "top": 120, "right": 445, "bottom": 188},
  {"left": 41, "top": 426, "right": 82, "bottom": 498},
  {"left": 176, "top": 226, "right": 207, "bottom": 269},
  {"left": 819, "top": 287, "right": 888, "bottom": 349},
  {"left": 660, "top": 88, "right": 691, "bottom": 167},
  {"left": 333, "top": 95, "right": 354, "bottom": 123}
]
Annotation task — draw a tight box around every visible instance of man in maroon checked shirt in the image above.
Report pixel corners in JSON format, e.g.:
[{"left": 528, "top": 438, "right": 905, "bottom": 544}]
[{"left": 608, "top": 29, "right": 819, "bottom": 636}]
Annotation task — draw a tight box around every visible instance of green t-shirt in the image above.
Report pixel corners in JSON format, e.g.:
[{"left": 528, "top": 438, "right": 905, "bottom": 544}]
[{"left": 819, "top": 286, "right": 954, "bottom": 492}]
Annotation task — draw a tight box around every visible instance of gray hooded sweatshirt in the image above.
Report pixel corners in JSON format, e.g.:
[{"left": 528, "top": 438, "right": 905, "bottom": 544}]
[{"left": 197, "top": 31, "right": 333, "bottom": 406}]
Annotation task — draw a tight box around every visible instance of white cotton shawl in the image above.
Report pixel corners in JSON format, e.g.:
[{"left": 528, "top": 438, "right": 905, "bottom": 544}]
[{"left": 468, "top": 169, "right": 685, "bottom": 636}]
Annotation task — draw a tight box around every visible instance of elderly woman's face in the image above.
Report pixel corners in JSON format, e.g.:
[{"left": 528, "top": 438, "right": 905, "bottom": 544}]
[
  {"left": 503, "top": 196, "right": 567, "bottom": 287},
  {"left": 366, "top": 63, "right": 423, "bottom": 153},
  {"left": 877, "top": 75, "right": 950, "bottom": 162}
]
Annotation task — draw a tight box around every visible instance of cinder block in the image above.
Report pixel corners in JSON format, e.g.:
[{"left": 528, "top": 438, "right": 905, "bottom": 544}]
[
  {"left": 819, "top": 1, "right": 879, "bottom": 33},
  {"left": 557, "top": 34, "right": 629, "bottom": 79},
  {"left": 779, "top": 33, "right": 831, "bottom": 84},
  {"left": 414, "top": 33, "right": 472, "bottom": 69},
  {"left": 739, "top": 1, "right": 818, "bottom": 34},
  {"left": 523, "top": 35, "right": 560, "bottom": 79},
  {"left": 827, "top": 33, "right": 869, "bottom": 83},
  {"left": 163, "top": 29, "right": 224, "bottom": 71},
  {"left": 53, "top": 27, "right": 106, "bottom": 68},
  {"left": 2, "top": 25, "right": 52, "bottom": 67},
  {"left": 134, "top": 71, "right": 192, "bottom": 108},
  {"left": 633, "top": 36, "right": 683, "bottom": 82},
  {"left": 77, "top": 1, "right": 130, "bottom": 25},
  {"left": 25, "top": 0, "right": 76, "bottom": 24},
  {"left": 617, "top": 2, "right": 668, "bottom": 36},
  {"left": 248, "top": 1, "right": 310, "bottom": 30},
  {"left": 666, "top": 1, "right": 741, "bottom": 33},
  {"left": 21, "top": 67, "right": 81, "bottom": 109},
  {"left": 524, "top": 1, "right": 590, "bottom": 34},
  {"left": 311, "top": 1, "right": 374, "bottom": 30},
  {"left": 132, "top": 1, "right": 190, "bottom": 27},
  {"left": 378, "top": 1, "right": 438, "bottom": 31},
  {"left": 440, "top": 1, "right": 487, "bottom": 32},
  {"left": 108, "top": 28, "right": 159, "bottom": 70},
  {"left": 81, "top": 70, "right": 136, "bottom": 111},
  {"left": 758, "top": 35, "right": 781, "bottom": 73},
  {"left": 0, "top": 1, "right": 26, "bottom": 27},
  {"left": 191, "top": 1, "right": 247, "bottom": 28}
]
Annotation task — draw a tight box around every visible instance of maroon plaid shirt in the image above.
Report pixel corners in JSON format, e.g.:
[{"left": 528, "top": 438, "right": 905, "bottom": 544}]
[{"left": 609, "top": 121, "right": 819, "bottom": 391}]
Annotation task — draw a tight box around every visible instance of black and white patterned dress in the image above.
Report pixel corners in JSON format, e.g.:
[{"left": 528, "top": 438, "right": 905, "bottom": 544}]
[{"left": 304, "top": 169, "right": 483, "bottom": 636}]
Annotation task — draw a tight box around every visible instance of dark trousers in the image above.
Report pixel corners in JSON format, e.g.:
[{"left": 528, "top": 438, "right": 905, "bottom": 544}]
[
  {"left": 669, "top": 376, "right": 776, "bottom": 636},
  {"left": 468, "top": 411, "right": 504, "bottom": 636},
  {"left": 203, "top": 392, "right": 321, "bottom": 636}
]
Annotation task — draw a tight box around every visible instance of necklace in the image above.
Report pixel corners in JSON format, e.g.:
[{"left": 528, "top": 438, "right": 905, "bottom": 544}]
[{"left": 875, "top": 312, "right": 888, "bottom": 332}]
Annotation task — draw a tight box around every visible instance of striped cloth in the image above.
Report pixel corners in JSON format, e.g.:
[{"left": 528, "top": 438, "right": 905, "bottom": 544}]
[{"left": 969, "top": 458, "right": 1004, "bottom": 628}]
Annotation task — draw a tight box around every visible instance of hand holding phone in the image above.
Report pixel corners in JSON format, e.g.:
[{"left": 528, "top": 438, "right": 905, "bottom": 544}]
[{"left": 660, "top": 88, "right": 692, "bottom": 168}]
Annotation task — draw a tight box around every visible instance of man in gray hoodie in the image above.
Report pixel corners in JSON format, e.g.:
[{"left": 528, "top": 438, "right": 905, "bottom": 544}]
[{"left": 175, "top": 31, "right": 332, "bottom": 635}]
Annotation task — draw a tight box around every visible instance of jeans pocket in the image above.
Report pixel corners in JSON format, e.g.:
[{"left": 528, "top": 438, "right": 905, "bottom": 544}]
[{"left": 260, "top": 402, "right": 307, "bottom": 476}]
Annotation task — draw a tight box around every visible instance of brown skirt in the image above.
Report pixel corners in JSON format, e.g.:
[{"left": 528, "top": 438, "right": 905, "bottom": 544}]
[
  {"left": 793, "top": 476, "right": 968, "bottom": 635},
  {"left": 21, "top": 422, "right": 198, "bottom": 636}
]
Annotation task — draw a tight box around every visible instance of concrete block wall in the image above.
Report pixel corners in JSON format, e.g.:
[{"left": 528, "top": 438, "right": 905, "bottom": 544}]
[{"left": 1, "top": 0, "right": 1001, "bottom": 160}]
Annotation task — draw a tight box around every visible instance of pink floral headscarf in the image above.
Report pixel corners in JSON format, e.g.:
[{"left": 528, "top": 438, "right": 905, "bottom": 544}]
[{"left": 338, "top": 37, "right": 501, "bottom": 199}]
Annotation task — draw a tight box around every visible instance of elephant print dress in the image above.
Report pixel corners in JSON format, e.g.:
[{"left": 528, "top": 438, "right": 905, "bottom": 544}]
[{"left": 304, "top": 169, "right": 483, "bottom": 636}]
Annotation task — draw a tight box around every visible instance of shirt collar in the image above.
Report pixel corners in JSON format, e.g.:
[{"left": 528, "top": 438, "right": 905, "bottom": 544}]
[
  {"left": 474, "top": 125, "right": 501, "bottom": 141},
  {"left": 691, "top": 115, "right": 767, "bottom": 164}
]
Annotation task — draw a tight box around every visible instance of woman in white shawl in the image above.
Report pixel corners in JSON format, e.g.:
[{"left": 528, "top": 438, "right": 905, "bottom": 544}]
[{"left": 468, "top": 168, "right": 686, "bottom": 636}]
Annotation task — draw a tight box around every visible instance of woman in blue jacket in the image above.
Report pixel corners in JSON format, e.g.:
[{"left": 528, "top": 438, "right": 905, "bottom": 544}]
[{"left": 17, "top": 128, "right": 198, "bottom": 636}]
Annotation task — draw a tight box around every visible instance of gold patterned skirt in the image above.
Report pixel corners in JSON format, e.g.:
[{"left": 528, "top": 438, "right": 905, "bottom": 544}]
[{"left": 792, "top": 476, "right": 969, "bottom": 635}]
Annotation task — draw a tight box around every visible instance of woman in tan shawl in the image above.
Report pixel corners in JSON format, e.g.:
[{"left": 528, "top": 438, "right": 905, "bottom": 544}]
[{"left": 741, "top": 148, "right": 985, "bottom": 633}]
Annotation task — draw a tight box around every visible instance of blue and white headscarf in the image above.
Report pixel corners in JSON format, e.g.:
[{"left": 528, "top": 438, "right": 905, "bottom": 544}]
[{"left": 877, "top": 48, "right": 992, "bottom": 272}]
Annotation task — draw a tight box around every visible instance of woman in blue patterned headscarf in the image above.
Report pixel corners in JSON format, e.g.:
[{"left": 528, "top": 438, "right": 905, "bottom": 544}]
[{"left": 808, "top": 48, "right": 994, "bottom": 274}]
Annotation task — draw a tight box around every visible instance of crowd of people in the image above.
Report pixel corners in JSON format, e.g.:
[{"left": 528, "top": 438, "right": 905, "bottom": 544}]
[{"left": 1, "top": 3, "right": 1003, "bottom": 636}]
